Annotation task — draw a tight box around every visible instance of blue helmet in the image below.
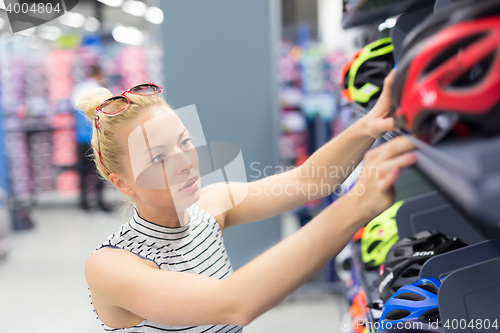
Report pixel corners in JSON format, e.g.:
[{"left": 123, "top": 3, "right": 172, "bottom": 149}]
[{"left": 378, "top": 277, "right": 444, "bottom": 333}]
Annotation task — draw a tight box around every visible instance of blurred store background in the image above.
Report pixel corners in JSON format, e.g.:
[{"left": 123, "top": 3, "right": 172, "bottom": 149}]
[{"left": 0, "top": 0, "right": 381, "bottom": 332}]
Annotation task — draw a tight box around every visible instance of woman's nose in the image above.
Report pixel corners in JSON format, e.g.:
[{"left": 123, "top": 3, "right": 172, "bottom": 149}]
[{"left": 174, "top": 150, "right": 193, "bottom": 174}]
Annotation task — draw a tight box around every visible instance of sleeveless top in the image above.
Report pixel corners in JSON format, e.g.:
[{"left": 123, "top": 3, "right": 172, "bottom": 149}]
[{"left": 90, "top": 203, "right": 244, "bottom": 333}]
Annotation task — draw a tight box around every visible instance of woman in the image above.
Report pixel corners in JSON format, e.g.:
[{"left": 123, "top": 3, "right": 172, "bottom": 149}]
[{"left": 78, "top": 71, "right": 417, "bottom": 332}]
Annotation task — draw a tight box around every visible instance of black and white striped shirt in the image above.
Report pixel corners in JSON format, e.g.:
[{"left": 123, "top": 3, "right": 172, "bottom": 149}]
[{"left": 90, "top": 203, "right": 243, "bottom": 333}]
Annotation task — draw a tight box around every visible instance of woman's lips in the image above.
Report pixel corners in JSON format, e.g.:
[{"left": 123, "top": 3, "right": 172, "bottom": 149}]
[{"left": 180, "top": 177, "right": 199, "bottom": 192}]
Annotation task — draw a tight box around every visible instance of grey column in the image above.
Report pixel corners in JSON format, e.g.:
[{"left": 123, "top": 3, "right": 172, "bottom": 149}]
[{"left": 160, "top": 0, "right": 282, "bottom": 270}]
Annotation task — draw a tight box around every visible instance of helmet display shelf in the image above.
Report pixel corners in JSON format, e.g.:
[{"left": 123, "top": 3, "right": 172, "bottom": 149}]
[
  {"left": 436, "top": 256, "right": 500, "bottom": 332},
  {"left": 420, "top": 236, "right": 500, "bottom": 280},
  {"left": 404, "top": 134, "right": 500, "bottom": 227},
  {"left": 342, "top": 0, "right": 435, "bottom": 29},
  {"left": 394, "top": 190, "right": 490, "bottom": 245},
  {"left": 348, "top": 238, "right": 385, "bottom": 329},
  {"left": 419, "top": 236, "right": 500, "bottom": 331},
  {"left": 339, "top": 1, "right": 500, "bottom": 332}
]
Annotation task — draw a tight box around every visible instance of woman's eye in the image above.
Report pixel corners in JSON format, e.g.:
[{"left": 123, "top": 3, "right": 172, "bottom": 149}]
[
  {"left": 181, "top": 137, "right": 192, "bottom": 148},
  {"left": 152, "top": 154, "right": 165, "bottom": 164}
]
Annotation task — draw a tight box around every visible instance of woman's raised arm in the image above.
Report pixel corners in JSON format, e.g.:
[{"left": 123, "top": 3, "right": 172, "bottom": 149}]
[{"left": 86, "top": 136, "right": 416, "bottom": 328}]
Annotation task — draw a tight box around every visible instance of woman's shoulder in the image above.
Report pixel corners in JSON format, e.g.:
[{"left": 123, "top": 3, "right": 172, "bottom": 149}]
[
  {"left": 195, "top": 183, "right": 229, "bottom": 234},
  {"left": 86, "top": 247, "right": 160, "bottom": 295}
]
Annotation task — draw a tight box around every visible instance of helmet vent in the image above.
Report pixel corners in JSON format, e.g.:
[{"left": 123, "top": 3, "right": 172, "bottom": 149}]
[
  {"left": 343, "top": 71, "right": 350, "bottom": 89},
  {"left": 394, "top": 292, "right": 426, "bottom": 301},
  {"left": 402, "top": 268, "right": 421, "bottom": 278},
  {"left": 385, "top": 309, "right": 411, "bottom": 321},
  {"left": 418, "top": 282, "right": 439, "bottom": 295},
  {"left": 343, "top": 259, "right": 352, "bottom": 271},
  {"left": 421, "top": 308, "right": 441, "bottom": 323},
  {"left": 371, "top": 42, "right": 391, "bottom": 52},
  {"left": 450, "top": 52, "right": 495, "bottom": 88},
  {"left": 370, "top": 223, "right": 381, "bottom": 232},
  {"left": 394, "top": 249, "right": 405, "bottom": 257},
  {"left": 423, "top": 33, "right": 486, "bottom": 78},
  {"left": 413, "top": 241, "right": 434, "bottom": 252},
  {"left": 367, "top": 240, "right": 381, "bottom": 254}
]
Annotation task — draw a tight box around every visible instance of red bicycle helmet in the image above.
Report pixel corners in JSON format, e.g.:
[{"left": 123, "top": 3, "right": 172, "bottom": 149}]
[
  {"left": 392, "top": 0, "right": 500, "bottom": 143},
  {"left": 339, "top": 48, "right": 362, "bottom": 102}
]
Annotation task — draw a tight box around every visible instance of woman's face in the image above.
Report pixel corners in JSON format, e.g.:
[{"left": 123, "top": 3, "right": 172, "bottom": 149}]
[{"left": 120, "top": 106, "right": 201, "bottom": 212}]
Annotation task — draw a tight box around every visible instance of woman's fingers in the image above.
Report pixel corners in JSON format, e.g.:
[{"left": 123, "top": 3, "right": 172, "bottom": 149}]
[
  {"left": 368, "top": 117, "right": 395, "bottom": 137},
  {"left": 377, "top": 168, "right": 400, "bottom": 193},
  {"left": 376, "top": 151, "right": 417, "bottom": 178},
  {"left": 371, "top": 70, "right": 395, "bottom": 117},
  {"left": 370, "top": 136, "right": 417, "bottom": 164}
]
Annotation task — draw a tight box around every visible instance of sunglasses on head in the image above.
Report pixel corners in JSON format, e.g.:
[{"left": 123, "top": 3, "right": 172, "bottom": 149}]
[{"left": 94, "top": 83, "right": 162, "bottom": 174}]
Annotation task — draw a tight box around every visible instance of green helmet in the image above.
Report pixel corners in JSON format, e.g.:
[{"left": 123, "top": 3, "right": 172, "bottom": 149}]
[
  {"left": 360, "top": 200, "right": 402, "bottom": 267},
  {"left": 348, "top": 37, "right": 394, "bottom": 106}
]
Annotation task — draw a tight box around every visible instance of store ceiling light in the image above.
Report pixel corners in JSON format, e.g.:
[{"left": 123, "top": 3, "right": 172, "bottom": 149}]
[
  {"left": 84, "top": 17, "right": 101, "bottom": 32},
  {"left": 37, "top": 25, "right": 61, "bottom": 41},
  {"left": 122, "top": 0, "right": 147, "bottom": 17},
  {"left": 59, "top": 12, "right": 85, "bottom": 28},
  {"left": 97, "top": 0, "right": 123, "bottom": 7},
  {"left": 112, "top": 25, "right": 144, "bottom": 45},
  {"left": 145, "top": 6, "right": 163, "bottom": 24}
]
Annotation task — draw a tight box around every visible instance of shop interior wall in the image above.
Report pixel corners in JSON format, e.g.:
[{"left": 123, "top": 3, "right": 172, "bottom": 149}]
[
  {"left": 159, "top": 0, "right": 281, "bottom": 270},
  {"left": 318, "top": 0, "right": 367, "bottom": 54}
]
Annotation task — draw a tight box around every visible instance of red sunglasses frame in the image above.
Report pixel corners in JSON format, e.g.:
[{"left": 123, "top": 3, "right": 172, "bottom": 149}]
[{"left": 94, "top": 83, "right": 163, "bottom": 174}]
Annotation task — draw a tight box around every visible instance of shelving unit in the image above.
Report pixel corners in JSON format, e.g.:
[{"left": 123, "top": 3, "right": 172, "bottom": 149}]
[
  {"left": 349, "top": 240, "right": 383, "bottom": 330},
  {"left": 404, "top": 134, "right": 500, "bottom": 225},
  {"left": 342, "top": 0, "right": 435, "bottom": 28},
  {"left": 339, "top": 0, "right": 500, "bottom": 332}
]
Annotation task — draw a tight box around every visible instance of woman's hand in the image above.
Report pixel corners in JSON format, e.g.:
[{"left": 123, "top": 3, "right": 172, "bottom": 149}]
[
  {"left": 351, "top": 136, "right": 417, "bottom": 220},
  {"left": 363, "top": 70, "right": 397, "bottom": 138}
]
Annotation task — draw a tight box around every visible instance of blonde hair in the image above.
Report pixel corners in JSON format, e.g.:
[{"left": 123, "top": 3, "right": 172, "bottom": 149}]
[{"left": 75, "top": 87, "right": 171, "bottom": 214}]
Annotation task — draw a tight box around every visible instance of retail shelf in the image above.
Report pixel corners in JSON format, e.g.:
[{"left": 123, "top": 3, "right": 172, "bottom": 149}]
[
  {"left": 342, "top": 0, "right": 435, "bottom": 29},
  {"left": 403, "top": 134, "right": 500, "bottom": 227},
  {"left": 421, "top": 236, "right": 500, "bottom": 280},
  {"left": 395, "top": 191, "right": 491, "bottom": 245},
  {"left": 349, "top": 240, "right": 383, "bottom": 328}
]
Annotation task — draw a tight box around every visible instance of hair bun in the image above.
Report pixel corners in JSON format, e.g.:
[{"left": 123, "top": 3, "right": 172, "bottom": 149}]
[{"left": 75, "top": 87, "right": 113, "bottom": 121}]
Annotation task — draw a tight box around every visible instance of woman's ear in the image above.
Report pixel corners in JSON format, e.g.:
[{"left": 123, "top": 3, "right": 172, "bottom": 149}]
[{"left": 109, "top": 173, "right": 136, "bottom": 196}]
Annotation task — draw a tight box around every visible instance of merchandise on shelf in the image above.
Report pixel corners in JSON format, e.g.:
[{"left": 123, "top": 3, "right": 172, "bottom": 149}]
[
  {"left": 348, "top": 38, "right": 394, "bottom": 108},
  {"left": 335, "top": 245, "right": 354, "bottom": 283},
  {"left": 29, "top": 132, "right": 53, "bottom": 193},
  {"left": 55, "top": 170, "right": 80, "bottom": 196},
  {"left": 4, "top": 132, "right": 31, "bottom": 201},
  {"left": 360, "top": 201, "right": 402, "bottom": 268},
  {"left": 353, "top": 227, "right": 365, "bottom": 242},
  {"left": 0, "top": 188, "right": 11, "bottom": 259},
  {"left": 350, "top": 290, "right": 368, "bottom": 333},
  {"left": 378, "top": 230, "right": 467, "bottom": 302},
  {"left": 339, "top": 0, "right": 500, "bottom": 328},
  {"left": 378, "top": 277, "right": 443, "bottom": 333},
  {"left": 339, "top": 48, "right": 362, "bottom": 103},
  {"left": 391, "top": 0, "right": 500, "bottom": 144},
  {"left": 0, "top": 32, "right": 162, "bottom": 203}
]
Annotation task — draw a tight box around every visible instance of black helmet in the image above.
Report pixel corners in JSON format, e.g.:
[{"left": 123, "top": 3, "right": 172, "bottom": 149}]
[{"left": 378, "top": 230, "right": 466, "bottom": 302}]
